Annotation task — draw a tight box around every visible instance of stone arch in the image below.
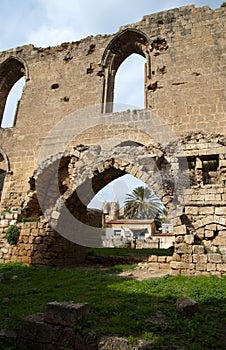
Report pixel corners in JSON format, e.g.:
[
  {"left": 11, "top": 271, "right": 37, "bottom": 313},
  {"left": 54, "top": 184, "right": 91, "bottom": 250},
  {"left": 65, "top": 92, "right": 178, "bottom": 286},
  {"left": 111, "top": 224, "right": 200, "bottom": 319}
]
[
  {"left": 0, "top": 56, "right": 28, "bottom": 127},
  {"left": 100, "top": 28, "right": 151, "bottom": 113},
  {"left": 21, "top": 153, "right": 71, "bottom": 219}
]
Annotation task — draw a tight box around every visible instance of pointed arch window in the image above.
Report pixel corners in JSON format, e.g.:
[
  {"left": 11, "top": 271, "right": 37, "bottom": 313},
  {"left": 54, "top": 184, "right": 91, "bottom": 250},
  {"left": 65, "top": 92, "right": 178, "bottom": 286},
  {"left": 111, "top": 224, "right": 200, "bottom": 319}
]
[
  {"left": 0, "top": 57, "right": 27, "bottom": 128},
  {"left": 100, "top": 28, "right": 151, "bottom": 113}
]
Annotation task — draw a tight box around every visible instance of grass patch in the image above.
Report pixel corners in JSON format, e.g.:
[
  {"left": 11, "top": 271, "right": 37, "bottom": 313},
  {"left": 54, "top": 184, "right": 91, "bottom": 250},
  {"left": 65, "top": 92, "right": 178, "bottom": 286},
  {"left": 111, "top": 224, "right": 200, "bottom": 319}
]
[
  {"left": 87, "top": 247, "right": 173, "bottom": 257},
  {"left": 0, "top": 263, "right": 225, "bottom": 349}
]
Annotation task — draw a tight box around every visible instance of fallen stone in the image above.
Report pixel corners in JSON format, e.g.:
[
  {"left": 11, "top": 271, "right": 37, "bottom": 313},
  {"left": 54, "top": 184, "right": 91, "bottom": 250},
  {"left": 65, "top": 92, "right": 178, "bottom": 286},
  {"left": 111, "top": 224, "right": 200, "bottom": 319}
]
[{"left": 175, "top": 296, "right": 198, "bottom": 315}]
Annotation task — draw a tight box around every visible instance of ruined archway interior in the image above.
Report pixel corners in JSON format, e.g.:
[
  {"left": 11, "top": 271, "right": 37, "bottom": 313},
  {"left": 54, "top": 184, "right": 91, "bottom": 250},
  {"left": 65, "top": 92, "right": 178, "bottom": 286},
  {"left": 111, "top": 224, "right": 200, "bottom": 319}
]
[{"left": 0, "top": 57, "right": 26, "bottom": 127}]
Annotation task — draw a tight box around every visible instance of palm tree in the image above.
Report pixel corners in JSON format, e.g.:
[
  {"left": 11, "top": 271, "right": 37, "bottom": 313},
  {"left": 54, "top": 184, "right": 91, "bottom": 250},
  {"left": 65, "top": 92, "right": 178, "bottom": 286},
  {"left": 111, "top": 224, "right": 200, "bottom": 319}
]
[{"left": 123, "top": 186, "right": 165, "bottom": 220}]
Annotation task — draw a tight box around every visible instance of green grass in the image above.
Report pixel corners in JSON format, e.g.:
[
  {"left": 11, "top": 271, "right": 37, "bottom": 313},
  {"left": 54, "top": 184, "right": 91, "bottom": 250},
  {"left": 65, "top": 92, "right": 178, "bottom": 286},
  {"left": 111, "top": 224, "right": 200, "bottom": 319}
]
[
  {"left": 87, "top": 247, "right": 173, "bottom": 257},
  {"left": 0, "top": 263, "right": 225, "bottom": 350}
]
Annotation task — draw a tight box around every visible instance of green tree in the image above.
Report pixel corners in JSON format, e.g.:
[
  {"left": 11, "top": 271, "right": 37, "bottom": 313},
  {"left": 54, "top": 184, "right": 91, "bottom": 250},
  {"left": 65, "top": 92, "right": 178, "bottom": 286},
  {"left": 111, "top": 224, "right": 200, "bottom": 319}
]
[
  {"left": 221, "top": 2, "right": 226, "bottom": 7},
  {"left": 123, "top": 186, "right": 165, "bottom": 219}
]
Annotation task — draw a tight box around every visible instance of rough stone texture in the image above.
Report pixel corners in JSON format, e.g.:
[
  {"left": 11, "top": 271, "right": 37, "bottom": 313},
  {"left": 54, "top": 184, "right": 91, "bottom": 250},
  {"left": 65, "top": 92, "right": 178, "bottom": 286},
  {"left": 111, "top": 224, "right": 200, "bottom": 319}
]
[
  {"left": 17, "top": 302, "right": 93, "bottom": 350},
  {"left": 44, "top": 302, "right": 89, "bottom": 326},
  {"left": 0, "top": 5, "right": 225, "bottom": 274},
  {"left": 175, "top": 296, "right": 198, "bottom": 315}
]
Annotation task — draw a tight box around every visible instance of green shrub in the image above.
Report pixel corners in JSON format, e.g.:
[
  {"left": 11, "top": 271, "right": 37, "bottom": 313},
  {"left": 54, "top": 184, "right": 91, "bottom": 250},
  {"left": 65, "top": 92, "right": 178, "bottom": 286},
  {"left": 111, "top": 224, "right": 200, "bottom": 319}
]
[
  {"left": 221, "top": 2, "right": 226, "bottom": 7},
  {"left": 5, "top": 225, "right": 20, "bottom": 245}
]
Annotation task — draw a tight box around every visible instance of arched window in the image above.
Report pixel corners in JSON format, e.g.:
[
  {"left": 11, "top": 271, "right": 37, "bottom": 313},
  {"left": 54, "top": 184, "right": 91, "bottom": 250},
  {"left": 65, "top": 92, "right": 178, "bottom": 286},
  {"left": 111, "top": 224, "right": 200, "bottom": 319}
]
[
  {"left": 1, "top": 77, "right": 25, "bottom": 127},
  {"left": 0, "top": 57, "right": 27, "bottom": 128},
  {"left": 113, "top": 53, "right": 146, "bottom": 112},
  {"left": 101, "top": 29, "right": 151, "bottom": 113}
]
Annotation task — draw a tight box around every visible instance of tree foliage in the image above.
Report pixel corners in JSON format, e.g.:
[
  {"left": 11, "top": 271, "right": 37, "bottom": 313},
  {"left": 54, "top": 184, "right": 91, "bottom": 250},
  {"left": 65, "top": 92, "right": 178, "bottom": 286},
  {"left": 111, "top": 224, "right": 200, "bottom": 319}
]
[{"left": 123, "top": 186, "right": 165, "bottom": 219}]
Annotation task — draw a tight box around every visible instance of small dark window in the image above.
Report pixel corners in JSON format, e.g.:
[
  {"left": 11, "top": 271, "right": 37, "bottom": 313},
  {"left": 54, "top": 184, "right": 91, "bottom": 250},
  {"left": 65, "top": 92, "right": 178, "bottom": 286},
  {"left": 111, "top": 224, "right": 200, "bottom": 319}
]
[
  {"left": 201, "top": 155, "right": 219, "bottom": 172},
  {"left": 51, "top": 83, "right": 59, "bottom": 89}
]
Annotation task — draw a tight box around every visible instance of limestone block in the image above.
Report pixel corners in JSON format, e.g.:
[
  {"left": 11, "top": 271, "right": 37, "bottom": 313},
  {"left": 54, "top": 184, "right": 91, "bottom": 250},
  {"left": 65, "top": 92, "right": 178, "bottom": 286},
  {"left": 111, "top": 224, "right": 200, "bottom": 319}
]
[
  {"left": 51, "top": 211, "right": 60, "bottom": 220},
  {"left": 148, "top": 255, "right": 157, "bottom": 262},
  {"left": 196, "top": 263, "right": 207, "bottom": 271},
  {"left": 215, "top": 207, "right": 226, "bottom": 215},
  {"left": 199, "top": 207, "right": 214, "bottom": 215},
  {"left": 185, "top": 207, "right": 198, "bottom": 215},
  {"left": 170, "top": 269, "right": 181, "bottom": 276},
  {"left": 213, "top": 236, "right": 226, "bottom": 246},
  {"left": 204, "top": 230, "right": 215, "bottom": 239},
  {"left": 207, "top": 263, "right": 216, "bottom": 271},
  {"left": 176, "top": 243, "right": 193, "bottom": 254},
  {"left": 0, "top": 220, "right": 9, "bottom": 228},
  {"left": 184, "top": 234, "right": 194, "bottom": 245},
  {"left": 207, "top": 253, "right": 222, "bottom": 263},
  {"left": 216, "top": 263, "right": 226, "bottom": 273},
  {"left": 173, "top": 225, "right": 187, "bottom": 235},
  {"left": 170, "top": 261, "right": 181, "bottom": 270},
  {"left": 172, "top": 253, "right": 181, "bottom": 261},
  {"left": 192, "top": 254, "right": 207, "bottom": 264},
  {"left": 157, "top": 256, "right": 166, "bottom": 263},
  {"left": 193, "top": 245, "right": 204, "bottom": 254},
  {"left": 147, "top": 262, "right": 160, "bottom": 270},
  {"left": 181, "top": 254, "right": 193, "bottom": 263},
  {"left": 44, "top": 302, "right": 89, "bottom": 326}
]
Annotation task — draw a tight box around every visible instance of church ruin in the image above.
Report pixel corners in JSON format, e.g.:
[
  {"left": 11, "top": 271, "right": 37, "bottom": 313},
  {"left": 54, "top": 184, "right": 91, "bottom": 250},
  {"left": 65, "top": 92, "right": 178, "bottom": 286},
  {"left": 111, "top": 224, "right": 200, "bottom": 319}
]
[{"left": 0, "top": 5, "right": 225, "bottom": 275}]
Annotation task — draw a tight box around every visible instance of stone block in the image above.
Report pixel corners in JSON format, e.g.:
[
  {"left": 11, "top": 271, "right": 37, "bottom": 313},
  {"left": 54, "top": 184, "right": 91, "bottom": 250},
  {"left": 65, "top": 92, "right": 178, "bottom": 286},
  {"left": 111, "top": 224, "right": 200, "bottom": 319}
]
[
  {"left": 193, "top": 254, "right": 207, "bottom": 264},
  {"left": 205, "top": 230, "right": 215, "bottom": 239},
  {"left": 173, "top": 225, "right": 187, "bottom": 235},
  {"left": 207, "top": 253, "right": 222, "bottom": 263},
  {"left": 193, "top": 245, "right": 204, "bottom": 254},
  {"left": 196, "top": 263, "right": 207, "bottom": 271},
  {"left": 199, "top": 207, "right": 214, "bottom": 215},
  {"left": 216, "top": 263, "right": 226, "bottom": 273},
  {"left": 176, "top": 243, "right": 193, "bottom": 254},
  {"left": 51, "top": 325, "right": 75, "bottom": 347},
  {"left": 170, "top": 261, "right": 181, "bottom": 270},
  {"left": 172, "top": 253, "right": 181, "bottom": 261},
  {"left": 44, "top": 302, "right": 89, "bottom": 326},
  {"left": 207, "top": 263, "right": 216, "bottom": 272},
  {"left": 18, "top": 313, "right": 44, "bottom": 341},
  {"left": 148, "top": 255, "right": 157, "bottom": 262},
  {"left": 147, "top": 262, "right": 160, "bottom": 270},
  {"left": 215, "top": 207, "right": 226, "bottom": 215},
  {"left": 157, "top": 256, "right": 166, "bottom": 263},
  {"left": 184, "top": 234, "right": 194, "bottom": 245}
]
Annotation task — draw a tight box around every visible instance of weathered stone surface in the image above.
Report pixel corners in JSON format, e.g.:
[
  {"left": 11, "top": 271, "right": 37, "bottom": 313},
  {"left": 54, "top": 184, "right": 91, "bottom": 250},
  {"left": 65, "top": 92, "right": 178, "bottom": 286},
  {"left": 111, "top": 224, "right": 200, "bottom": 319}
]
[
  {"left": 44, "top": 302, "right": 89, "bottom": 326},
  {"left": 175, "top": 297, "right": 198, "bottom": 315}
]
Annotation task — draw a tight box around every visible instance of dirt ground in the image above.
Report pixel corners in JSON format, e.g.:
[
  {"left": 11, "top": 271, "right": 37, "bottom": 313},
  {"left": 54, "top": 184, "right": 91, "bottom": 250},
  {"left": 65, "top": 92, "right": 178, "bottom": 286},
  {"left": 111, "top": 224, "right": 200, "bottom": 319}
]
[{"left": 117, "top": 265, "right": 171, "bottom": 281}]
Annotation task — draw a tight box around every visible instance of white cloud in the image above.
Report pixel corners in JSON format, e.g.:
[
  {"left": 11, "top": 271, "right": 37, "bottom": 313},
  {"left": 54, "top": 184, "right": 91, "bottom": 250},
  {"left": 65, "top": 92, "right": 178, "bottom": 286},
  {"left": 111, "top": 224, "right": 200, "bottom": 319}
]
[{"left": 27, "top": 25, "right": 79, "bottom": 48}]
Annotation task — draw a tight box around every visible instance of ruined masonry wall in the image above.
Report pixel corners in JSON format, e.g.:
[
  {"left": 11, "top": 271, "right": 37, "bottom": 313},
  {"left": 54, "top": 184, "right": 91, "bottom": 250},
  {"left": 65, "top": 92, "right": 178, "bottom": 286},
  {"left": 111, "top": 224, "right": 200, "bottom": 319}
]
[
  {"left": 0, "top": 214, "right": 86, "bottom": 266},
  {"left": 0, "top": 5, "right": 225, "bottom": 209}
]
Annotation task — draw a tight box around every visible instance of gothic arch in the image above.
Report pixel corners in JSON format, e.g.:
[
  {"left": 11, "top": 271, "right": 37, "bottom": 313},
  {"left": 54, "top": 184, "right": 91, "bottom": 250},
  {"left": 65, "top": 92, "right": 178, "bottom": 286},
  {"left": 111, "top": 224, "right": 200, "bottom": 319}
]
[
  {"left": 0, "top": 56, "right": 28, "bottom": 127},
  {"left": 100, "top": 28, "right": 151, "bottom": 113}
]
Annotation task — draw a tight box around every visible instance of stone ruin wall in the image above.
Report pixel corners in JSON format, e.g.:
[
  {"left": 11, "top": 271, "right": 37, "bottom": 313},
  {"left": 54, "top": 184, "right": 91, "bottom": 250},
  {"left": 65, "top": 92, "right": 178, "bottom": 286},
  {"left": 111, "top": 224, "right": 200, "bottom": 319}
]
[{"left": 0, "top": 5, "right": 225, "bottom": 274}]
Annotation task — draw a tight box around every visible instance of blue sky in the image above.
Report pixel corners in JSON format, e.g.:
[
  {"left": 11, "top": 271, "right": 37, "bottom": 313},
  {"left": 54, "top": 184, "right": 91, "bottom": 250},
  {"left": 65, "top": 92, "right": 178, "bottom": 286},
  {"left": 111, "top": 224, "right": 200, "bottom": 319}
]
[
  {"left": 1, "top": 0, "right": 223, "bottom": 208},
  {"left": 0, "top": 0, "right": 222, "bottom": 51}
]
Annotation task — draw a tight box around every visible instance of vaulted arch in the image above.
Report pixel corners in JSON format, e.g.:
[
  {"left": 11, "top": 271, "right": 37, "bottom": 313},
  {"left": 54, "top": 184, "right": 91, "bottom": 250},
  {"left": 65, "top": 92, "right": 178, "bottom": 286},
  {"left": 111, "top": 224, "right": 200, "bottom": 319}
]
[
  {"left": 0, "top": 56, "right": 28, "bottom": 127},
  {"left": 100, "top": 28, "right": 151, "bottom": 113}
]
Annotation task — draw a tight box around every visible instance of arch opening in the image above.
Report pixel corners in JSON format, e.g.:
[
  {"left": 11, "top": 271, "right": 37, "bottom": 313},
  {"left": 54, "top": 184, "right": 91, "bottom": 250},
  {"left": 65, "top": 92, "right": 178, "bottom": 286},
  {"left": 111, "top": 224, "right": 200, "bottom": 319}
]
[
  {"left": 113, "top": 54, "right": 146, "bottom": 112},
  {"left": 101, "top": 29, "right": 150, "bottom": 113},
  {"left": 0, "top": 57, "right": 26, "bottom": 128}
]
